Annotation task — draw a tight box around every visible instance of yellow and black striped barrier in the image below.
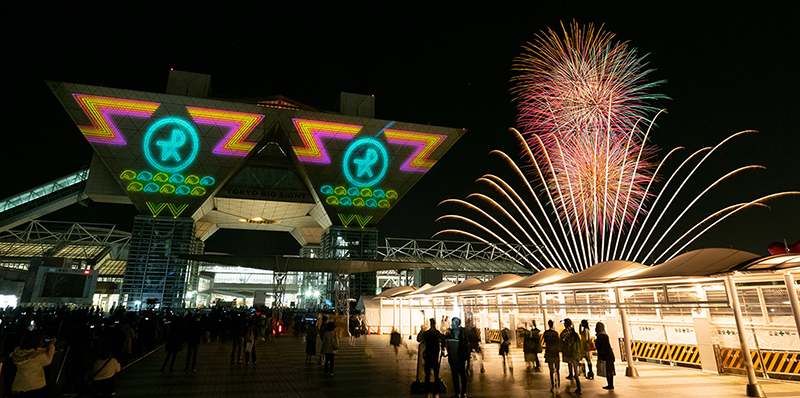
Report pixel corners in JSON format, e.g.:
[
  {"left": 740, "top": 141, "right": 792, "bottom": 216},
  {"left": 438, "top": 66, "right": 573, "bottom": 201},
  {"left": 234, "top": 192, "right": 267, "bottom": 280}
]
[
  {"left": 486, "top": 329, "right": 501, "bottom": 343},
  {"left": 719, "top": 348, "right": 800, "bottom": 375},
  {"left": 629, "top": 340, "right": 700, "bottom": 365}
]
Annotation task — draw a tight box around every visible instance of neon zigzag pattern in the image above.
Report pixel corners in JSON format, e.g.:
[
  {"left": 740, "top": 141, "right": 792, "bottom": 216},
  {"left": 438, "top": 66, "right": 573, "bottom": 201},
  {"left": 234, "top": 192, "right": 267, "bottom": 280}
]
[
  {"left": 338, "top": 213, "right": 373, "bottom": 228},
  {"left": 383, "top": 129, "right": 447, "bottom": 172},
  {"left": 73, "top": 94, "right": 161, "bottom": 145},
  {"left": 146, "top": 202, "right": 189, "bottom": 218},
  {"left": 292, "top": 119, "right": 362, "bottom": 163},
  {"left": 187, "top": 107, "right": 264, "bottom": 156}
]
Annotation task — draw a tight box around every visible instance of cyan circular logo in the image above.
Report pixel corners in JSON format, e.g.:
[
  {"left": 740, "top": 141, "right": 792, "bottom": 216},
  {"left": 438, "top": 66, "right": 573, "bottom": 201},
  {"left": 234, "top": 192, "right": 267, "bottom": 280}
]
[
  {"left": 342, "top": 137, "right": 389, "bottom": 187},
  {"left": 143, "top": 116, "right": 200, "bottom": 173}
]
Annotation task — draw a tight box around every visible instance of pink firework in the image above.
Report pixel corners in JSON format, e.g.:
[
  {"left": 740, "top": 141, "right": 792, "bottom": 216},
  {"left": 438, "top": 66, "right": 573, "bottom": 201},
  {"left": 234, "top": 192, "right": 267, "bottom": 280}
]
[{"left": 512, "top": 21, "right": 664, "bottom": 232}]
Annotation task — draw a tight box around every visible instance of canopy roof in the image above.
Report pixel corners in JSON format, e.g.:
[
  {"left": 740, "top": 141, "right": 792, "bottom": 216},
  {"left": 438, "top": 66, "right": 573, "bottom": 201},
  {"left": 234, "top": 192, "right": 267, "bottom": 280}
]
[
  {"left": 473, "top": 274, "right": 525, "bottom": 291},
  {"left": 378, "top": 249, "right": 800, "bottom": 299},
  {"left": 737, "top": 253, "right": 800, "bottom": 271},
  {"left": 557, "top": 261, "right": 648, "bottom": 284},
  {"left": 442, "top": 278, "right": 484, "bottom": 294},
  {"left": 623, "top": 248, "right": 759, "bottom": 280},
  {"left": 375, "top": 285, "right": 417, "bottom": 298},
  {"left": 506, "top": 268, "right": 572, "bottom": 288},
  {"left": 408, "top": 281, "right": 456, "bottom": 297}
]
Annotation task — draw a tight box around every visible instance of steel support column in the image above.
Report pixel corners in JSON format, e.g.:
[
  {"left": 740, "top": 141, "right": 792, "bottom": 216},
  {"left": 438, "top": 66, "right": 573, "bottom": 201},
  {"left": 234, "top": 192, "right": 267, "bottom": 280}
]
[
  {"left": 335, "top": 273, "right": 350, "bottom": 326},
  {"left": 783, "top": 272, "right": 800, "bottom": 356},
  {"left": 615, "top": 288, "right": 639, "bottom": 377},
  {"left": 725, "top": 275, "right": 766, "bottom": 397}
]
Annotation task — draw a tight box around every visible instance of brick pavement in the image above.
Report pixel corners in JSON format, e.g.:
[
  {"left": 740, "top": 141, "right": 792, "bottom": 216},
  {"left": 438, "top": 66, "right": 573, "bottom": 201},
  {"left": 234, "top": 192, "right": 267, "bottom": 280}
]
[{"left": 113, "top": 334, "right": 800, "bottom": 397}]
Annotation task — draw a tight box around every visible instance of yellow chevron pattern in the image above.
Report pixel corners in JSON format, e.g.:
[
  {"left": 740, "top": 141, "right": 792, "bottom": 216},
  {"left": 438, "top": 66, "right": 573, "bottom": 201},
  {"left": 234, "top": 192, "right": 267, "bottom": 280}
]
[{"left": 719, "top": 348, "right": 800, "bottom": 375}]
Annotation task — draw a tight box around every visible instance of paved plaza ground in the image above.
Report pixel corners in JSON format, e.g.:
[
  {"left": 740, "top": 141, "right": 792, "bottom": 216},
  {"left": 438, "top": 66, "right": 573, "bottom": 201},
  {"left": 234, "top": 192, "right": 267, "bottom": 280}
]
[{"left": 113, "top": 334, "right": 800, "bottom": 397}]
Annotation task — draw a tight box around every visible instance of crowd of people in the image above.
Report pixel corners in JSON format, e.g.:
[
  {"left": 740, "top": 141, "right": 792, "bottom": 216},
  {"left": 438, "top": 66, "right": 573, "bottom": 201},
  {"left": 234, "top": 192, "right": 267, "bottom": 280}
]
[
  {"left": 0, "top": 305, "right": 618, "bottom": 397},
  {"left": 413, "top": 316, "right": 616, "bottom": 398},
  {"left": 0, "top": 305, "right": 300, "bottom": 397}
]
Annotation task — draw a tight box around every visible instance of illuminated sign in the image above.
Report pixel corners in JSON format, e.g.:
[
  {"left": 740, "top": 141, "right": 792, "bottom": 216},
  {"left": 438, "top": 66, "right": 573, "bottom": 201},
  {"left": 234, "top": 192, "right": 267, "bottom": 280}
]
[
  {"left": 50, "top": 82, "right": 270, "bottom": 218},
  {"left": 73, "top": 94, "right": 160, "bottom": 145},
  {"left": 51, "top": 82, "right": 463, "bottom": 226},
  {"left": 383, "top": 129, "right": 446, "bottom": 172},
  {"left": 287, "top": 116, "right": 463, "bottom": 227},
  {"left": 292, "top": 119, "right": 361, "bottom": 163},
  {"left": 187, "top": 107, "right": 264, "bottom": 156},
  {"left": 143, "top": 116, "right": 200, "bottom": 172},
  {"left": 342, "top": 137, "right": 389, "bottom": 187}
]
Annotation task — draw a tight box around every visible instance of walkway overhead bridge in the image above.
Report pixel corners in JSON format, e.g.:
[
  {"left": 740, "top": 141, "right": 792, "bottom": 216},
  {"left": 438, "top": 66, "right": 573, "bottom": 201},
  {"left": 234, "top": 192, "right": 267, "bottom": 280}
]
[
  {"left": 0, "top": 169, "right": 90, "bottom": 232},
  {"left": 368, "top": 248, "right": 800, "bottom": 395}
]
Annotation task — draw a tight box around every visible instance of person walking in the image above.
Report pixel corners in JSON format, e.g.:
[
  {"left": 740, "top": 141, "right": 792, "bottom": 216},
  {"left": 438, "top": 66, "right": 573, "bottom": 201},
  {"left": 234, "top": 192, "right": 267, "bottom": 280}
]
[
  {"left": 321, "top": 321, "right": 339, "bottom": 377},
  {"left": 417, "top": 318, "right": 443, "bottom": 398},
  {"left": 119, "top": 321, "right": 137, "bottom": 367},
  {"left": 9, "top": 331, "right": 55, "bottom": 397},
  {"left": 184, "top": 313, "right": 203, "bottom": 372},
  {"left": 305, "top": 320, "right": 318, "bottom": 364},
  {"left": 595, "top": 322, "right": 615, "bottom": 390},
  {"left": 580, "top": 319, "right": 594, "bottom": 379},
  {"left": 542, "top": 320, "right": 561, "bottom": 393},
  {"left": 444, "top": 317, "right": 470, "bottom": 398},
  {"left": 560, "top": 318, "right": 583, "bottom": 394},
  {"left": 464, "top": 322, "right": 484, "bottom": 374},
  {"left": 390, "top": 328, "right": 402, "bottom": 356},
  {"left": 523, "top": 321, "right": 541, "bottom": 371},
  {"left": 159, "top": 315, "right": 183, "bottom": 372},
  {"left": 244, "top": 320, "right": 258, "bottom": 365},
  {"left": 499, "top": 327, "right": 512, "bottom": 372},
  {"left": 230, "top": 314, "right": 246, "bottom": 364}
]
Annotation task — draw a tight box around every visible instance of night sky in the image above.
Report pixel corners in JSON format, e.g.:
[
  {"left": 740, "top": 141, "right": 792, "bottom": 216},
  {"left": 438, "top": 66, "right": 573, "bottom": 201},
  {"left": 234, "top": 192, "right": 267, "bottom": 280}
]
[{"left": 2, "top": 3, "right": 799, "bottom": 259}]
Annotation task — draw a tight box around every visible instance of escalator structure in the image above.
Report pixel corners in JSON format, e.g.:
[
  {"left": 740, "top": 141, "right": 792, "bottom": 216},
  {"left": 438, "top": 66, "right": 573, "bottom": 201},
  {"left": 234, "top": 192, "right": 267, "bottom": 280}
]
[{"left": 0, "top": 169, "right": 90, "bottom": 232}]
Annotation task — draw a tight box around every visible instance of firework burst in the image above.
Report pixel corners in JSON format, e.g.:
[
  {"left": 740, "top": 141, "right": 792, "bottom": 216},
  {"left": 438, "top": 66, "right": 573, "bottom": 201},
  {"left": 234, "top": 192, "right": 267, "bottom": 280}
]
[{"left": 436, "top": 22, "right": 798, "bottom": 270}]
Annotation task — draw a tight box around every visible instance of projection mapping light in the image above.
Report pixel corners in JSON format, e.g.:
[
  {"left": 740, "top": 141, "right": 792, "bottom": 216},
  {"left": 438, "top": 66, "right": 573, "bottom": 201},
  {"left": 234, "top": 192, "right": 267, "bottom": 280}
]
[
  {"left": 143, "top": 116, "right": 201, "bottom": 173},
  {"left": 286, "top": 116, "right": 463, "bottom": 228},
  {"left": 53, "top": 82, "right": 463, "bottom": 225},
  {"left": 51, "top": 83, "right": 269, "bottom": 219},
  {"left": 342, "top": 137, "right": 389, "bottom": 187}
]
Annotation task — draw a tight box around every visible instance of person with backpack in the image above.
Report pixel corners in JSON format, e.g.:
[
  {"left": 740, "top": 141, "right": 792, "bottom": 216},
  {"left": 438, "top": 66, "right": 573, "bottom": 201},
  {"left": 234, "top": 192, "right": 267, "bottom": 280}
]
[
  {"left": 416, "top": 318, "right": 443, "bottom": 398},
  {"left": 543, "top": 320, "right": 561, "bottom": 393},
  {"left": 580, "top": 319, "right": 594, "bottom": 379},
  {"left": 444, "top": 317, "right": 470, "bottom": 398},
  {"left": 560, "top": 318, "right": 583, "bottom": 394},
  {"left": 91, "top": 347, "right": 121, "bottom": 397},
  {"left": 523, "top": 321, "right": 541, "bottom": 371}
]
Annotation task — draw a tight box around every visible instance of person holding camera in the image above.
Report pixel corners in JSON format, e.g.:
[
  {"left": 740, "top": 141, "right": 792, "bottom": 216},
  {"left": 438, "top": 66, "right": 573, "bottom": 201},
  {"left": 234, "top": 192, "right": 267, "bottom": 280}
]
[{"left": 9, "top": 331, "right": 56, "bottom": 397}]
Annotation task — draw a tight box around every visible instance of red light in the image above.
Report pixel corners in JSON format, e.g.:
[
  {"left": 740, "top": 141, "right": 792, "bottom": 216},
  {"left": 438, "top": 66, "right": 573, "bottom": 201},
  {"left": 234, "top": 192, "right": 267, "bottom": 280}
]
[
  {"left": 278, "top": 324, "right": 282, "bottom": 333},
  {"left": 170, "top": 68, "right": 174, "bottom": 71},
  {"left": 83, "top": 270, "right": 90, "bottom": 274}
]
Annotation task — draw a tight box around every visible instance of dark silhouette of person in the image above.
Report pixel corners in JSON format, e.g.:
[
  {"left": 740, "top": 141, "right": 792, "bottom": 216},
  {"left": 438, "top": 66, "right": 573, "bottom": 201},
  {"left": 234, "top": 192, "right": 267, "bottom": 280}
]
[
  {"left": 416, "top": 318, "right": 443, "bottom": 398},
  {"left": 560, "top": 318, "right": 582, "bottom": 394},
  {"left": 184, "top": 313, "right": 203, "bottom": 372},
  {"left": 543, "top": 320, "right": 561, "bottom": 392},
  {"left": 595, "top": 322, "right": 615, "bottom": 390},
  {"left": 444, "top": 317, "right": 470, "bottom": 398},
  {"left": 160, "top": 315, "right": 183, "bottom": 372},
  {"left": 523, "top": 321, "right": 541, "bottom": 371}
]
